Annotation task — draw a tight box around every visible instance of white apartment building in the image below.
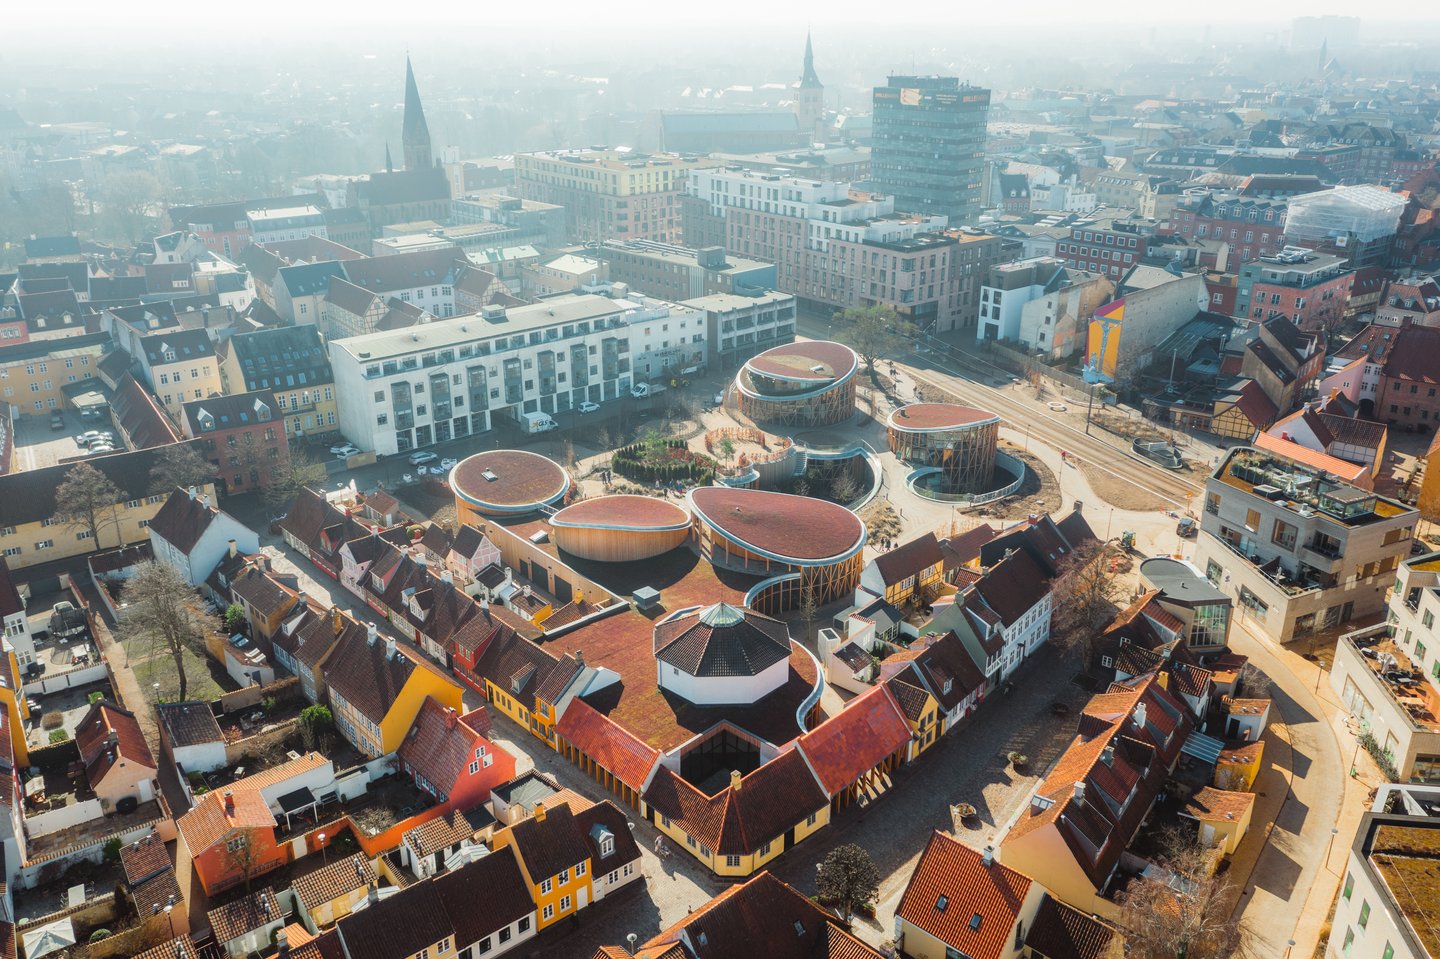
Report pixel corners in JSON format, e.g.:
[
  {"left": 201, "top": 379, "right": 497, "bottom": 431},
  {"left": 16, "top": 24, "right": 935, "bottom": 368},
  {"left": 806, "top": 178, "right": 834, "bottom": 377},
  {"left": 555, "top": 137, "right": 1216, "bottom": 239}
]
[
  {"left": 247, "top": 206, "right": 328, "bottom": 245},
  {"left": 329, "top": 292, "right": 703, "bottom": 455},
  {"left": 1328, "top": 783, "right": 1440, "bottom": 959},
  {"left": 1331, "top": 550, "right": 1440, "bottom": 784}
]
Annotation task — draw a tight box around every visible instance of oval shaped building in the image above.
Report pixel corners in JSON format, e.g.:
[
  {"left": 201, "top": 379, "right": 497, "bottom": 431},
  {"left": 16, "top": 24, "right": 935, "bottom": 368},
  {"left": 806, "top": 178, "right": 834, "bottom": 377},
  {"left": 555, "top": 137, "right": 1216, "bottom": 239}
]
[
  {"left": 688, "top": 485, "right": 866, "bottom": 613},
  {"left": 736, "top": 340, "right": 858, "bottom": 427},
  {"left": 886, "top": 403, "right": 1000, "bottom": 492},
  {"left": 549, "top": 495, "right": 691, "bottom": 562},
  {"left": 450, "top": 449, "right": 570, "bottom": 522}
]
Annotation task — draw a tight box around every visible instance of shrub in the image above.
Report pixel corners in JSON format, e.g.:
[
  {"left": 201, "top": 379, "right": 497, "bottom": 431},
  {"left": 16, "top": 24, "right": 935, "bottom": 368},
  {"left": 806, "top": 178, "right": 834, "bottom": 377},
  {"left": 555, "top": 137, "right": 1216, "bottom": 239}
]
[
  {"left": 102, "top": 837, "right": 122, "bottom": 862},
  {"left": 90, "top": 930, "right": 112, "bottom": 943},
  {"left": 611, "top": 438, "right": 716, "bottom": 485},
  {"left": 49, "top": 729, "right": 69, "bottom": 744}
]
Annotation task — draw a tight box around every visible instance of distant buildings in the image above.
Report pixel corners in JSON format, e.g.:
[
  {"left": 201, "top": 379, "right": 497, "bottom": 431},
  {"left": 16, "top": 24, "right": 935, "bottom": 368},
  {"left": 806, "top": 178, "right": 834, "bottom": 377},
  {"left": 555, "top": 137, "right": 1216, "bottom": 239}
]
[
  {"left": 871, "top": 76, "right": 990, "bottom": 227},
  {"left": 685, "top": 169, "right": 1012, "bottom": 333},
  {"left": 514, "top": 149, "right": 717, "bottom": 243}
]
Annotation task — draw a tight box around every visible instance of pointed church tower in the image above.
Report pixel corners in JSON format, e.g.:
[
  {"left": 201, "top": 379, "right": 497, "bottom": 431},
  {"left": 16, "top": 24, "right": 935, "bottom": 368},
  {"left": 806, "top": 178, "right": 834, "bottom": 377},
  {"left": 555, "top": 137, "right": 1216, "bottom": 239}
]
[
  {"left": 795, "top": 32, "right": 825, "bottom": 145},
  {"left": 402, "top": 56, "right": 433, "bottom": 171}
]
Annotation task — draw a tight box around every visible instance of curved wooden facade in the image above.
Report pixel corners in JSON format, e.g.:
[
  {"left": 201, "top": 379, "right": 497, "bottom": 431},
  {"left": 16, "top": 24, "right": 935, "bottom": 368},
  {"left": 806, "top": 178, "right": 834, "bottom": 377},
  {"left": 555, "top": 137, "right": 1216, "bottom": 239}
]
[
  {"left": 549, "top": 495, "right": 691, "bottom": 562},
  {"left": 886, "top": 404, "right": 1000, "bottom": 493},
  {"left": 736, "top": 341, "right": 859, "bottom": 428}
]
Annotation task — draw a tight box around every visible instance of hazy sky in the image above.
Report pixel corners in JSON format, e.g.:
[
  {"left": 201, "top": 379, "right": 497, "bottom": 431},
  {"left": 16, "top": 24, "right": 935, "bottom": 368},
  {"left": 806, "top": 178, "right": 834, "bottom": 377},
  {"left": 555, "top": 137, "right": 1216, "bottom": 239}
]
[{"left": 3, "top": 0, "right": 1432, "bottom": 32}]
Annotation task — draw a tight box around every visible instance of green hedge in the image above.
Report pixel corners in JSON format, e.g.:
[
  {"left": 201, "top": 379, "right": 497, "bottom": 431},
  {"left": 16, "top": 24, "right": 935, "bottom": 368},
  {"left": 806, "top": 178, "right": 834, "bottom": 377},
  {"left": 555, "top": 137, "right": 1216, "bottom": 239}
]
[{"left": 612, "top": 439, "right": 716, "bottom": 485}]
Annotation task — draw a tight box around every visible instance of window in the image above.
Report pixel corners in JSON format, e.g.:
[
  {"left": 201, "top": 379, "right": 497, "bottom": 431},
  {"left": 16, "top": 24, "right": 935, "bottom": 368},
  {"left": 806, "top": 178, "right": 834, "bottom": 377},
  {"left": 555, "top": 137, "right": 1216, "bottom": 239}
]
[
  {"left": 2, "top": 548, "right": 20, "bottom": 558},
  {"left": 540, "top": 877, "right": 552, "bottom": 894},
  {"left": 1342, "top": 872, "right": 1354, "bottom": 900},
  {"left": 518, "top": 917, "right": 529, "bottom": 933},
  {"left": 1359, "top": 900, "right": 1371, "bottom": 930},
  {"left": 498, "top": 928, "right": 511, "bottom": 944},
  {"left": 1426, "top": 610, "right": 1435, "bottom": 629},
  {"left": 1245, "top": 508, "right": 1261, "bottom": 532},
  {"left": 807, "top": 811, "right": 819, "bottom": 827},
  {"left": 725, "top": 854, "right": 741, "bottom": 868},
  {"left": 468, "top": 760, "right": 479, "bottom": 775},
  {"left": 576, "top": 860, "right": 586, "bottom": 876},
  {"left": 559, "top": 894, "right": 571, "bottom": 913},
  {"left": 34, "top": 540, "right": 52, "bottom": 550}
]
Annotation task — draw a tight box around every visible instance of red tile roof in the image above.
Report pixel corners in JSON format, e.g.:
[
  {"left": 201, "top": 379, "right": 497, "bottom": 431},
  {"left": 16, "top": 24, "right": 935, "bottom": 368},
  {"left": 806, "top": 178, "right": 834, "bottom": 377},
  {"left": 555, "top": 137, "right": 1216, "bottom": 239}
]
[
  {"left": 887, "top": 403, "right": 998, "bottom": 431},
  {"left": 554, "top": 699, "right": 659, "bottom": 791},
  {"left": 292, "top": 853, "right": 375, "bottom": 912},
  {"left": 897, "top": 831, "right": 1032, "bottom": 959},
  {"left": 75, "top": 701, "right": 156, "bottom": 787},
  {"left": 797, "top": 685, "right": 911, "bottom": 796},
  {"left": 1181, "top": 786, "right": 1256, "bottom": 824},
  {"left": 119, "top": 833, "right": 171, "bottom": 886},
  {"left": 1383, "top": 324, "right": 1440, "bottom": 384},
  {"left": 397, "top": 697, "right": 499, "bottom": 799}
]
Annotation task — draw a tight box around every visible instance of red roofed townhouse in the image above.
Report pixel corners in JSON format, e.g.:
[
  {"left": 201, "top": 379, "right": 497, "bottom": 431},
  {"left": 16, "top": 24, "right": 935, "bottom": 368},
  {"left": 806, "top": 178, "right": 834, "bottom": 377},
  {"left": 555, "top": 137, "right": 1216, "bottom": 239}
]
[
  {"left": 74, "top": 700, "right": 157, "bottom": 809},
  {"left": 1001, "top": 676, "right": 1191, "bottom": 918},
  {"left": 177, "top": 788, "right": 285, "bottom": 896},
  {"left": 181, "top": 390, "right": 289, "bottom": 496},
  {"left": 554, "top": 698, "right": 660, "bottom": 811},
  {"left": 796, "top": 684, "right": 912, "bottom": 810},
  {"left": 397, "top": 697, "right": 516, "bottom": 811},
  {"left": 896, "top": 831, "right": 1043, "bottom": 959}
]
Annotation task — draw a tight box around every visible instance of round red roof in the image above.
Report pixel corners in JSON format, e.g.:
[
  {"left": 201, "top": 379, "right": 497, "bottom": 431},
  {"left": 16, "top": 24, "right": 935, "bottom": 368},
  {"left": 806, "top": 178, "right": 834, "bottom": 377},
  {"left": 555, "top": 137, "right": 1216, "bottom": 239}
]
[
  {"left": 451, "top": 450, "right": 569, "bottom": 512},
  {"left": 744, "top": 340, "right": 858, "bottom": 383},
  {"left": 550, "top": 495, "right": 690, "bottom": 531},
  {"left": 887, "top": 403, "right": 999, "bottom": 432},
  {"left": 689, "top": 486, "right": 866, "bottom": 563}
]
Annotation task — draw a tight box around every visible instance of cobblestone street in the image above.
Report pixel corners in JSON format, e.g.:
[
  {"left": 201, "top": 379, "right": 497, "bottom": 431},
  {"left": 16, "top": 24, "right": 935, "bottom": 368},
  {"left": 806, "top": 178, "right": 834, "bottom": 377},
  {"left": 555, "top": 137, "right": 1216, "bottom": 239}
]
[{"left": 481, "top": 647, "right": 1089, "bottom": 956}]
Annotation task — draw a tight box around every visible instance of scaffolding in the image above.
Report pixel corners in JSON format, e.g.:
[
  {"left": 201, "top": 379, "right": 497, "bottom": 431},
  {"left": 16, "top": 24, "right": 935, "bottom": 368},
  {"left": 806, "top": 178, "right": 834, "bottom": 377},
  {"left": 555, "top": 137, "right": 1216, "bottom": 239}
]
[{"left": 1285, "top": 185, "right": 1406, "bottom": 244}]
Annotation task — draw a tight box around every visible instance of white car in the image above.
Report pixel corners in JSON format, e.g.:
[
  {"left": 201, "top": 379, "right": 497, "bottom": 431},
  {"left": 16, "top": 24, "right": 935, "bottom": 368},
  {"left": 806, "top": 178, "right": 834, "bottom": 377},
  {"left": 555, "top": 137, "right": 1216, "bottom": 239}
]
[
  {"left": 578, "top": 401, "right": 600, "bottom": 414},
  {"left": 631, "top": 384, "right": 650, "bottom": 398},
  {"left": 330, "top": 443, "right": 361, "bottom": 458},
  {"left": 439, "top": 458, "right": 458, "bottom": 471},
  {"left": 409, "top": 450, "right": 439, "bottom": 466}
]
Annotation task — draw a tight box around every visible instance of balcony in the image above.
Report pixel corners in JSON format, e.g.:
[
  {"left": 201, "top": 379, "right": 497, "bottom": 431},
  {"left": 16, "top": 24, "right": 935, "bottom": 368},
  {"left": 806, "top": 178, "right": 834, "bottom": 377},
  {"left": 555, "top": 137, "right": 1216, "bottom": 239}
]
[
  {"left": 1217, "top": 536, "right": 1322, "bottom": 597},
  {"left": 1305, "top": 537, "right": 1342, "bottom": 559},
  {"left": 1343, "top": 626, "right": 1440, "bottom": 733}
]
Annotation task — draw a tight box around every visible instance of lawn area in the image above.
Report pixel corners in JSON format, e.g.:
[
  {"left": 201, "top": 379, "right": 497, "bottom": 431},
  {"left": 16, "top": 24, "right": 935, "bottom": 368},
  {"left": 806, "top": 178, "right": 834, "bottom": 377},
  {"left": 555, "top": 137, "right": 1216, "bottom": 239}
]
[{"left": 122, "top": 637, "right": 229, "bottom": 704}]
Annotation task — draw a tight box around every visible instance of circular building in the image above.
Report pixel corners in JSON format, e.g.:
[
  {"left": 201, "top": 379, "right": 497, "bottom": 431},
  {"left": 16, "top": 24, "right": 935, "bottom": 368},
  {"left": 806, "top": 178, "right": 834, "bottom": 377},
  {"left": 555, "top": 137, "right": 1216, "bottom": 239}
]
[
  {"left": 450, "top": 450, "right": 570, "bottom": 522},
  {"left": 687, "top": 486, "right": 866, "bottom": 613},
  {"left": 736, "top": 340, "right": 858, "bottom": 427},
  {"left": 653, "top": 602, "right": 792, "bottom": 706},
  {"left": 549, "top": 495, "right": 691, "bottom": 562},
  {"left": 886, "top": 403, "right": 1000, "bottom": 493}
]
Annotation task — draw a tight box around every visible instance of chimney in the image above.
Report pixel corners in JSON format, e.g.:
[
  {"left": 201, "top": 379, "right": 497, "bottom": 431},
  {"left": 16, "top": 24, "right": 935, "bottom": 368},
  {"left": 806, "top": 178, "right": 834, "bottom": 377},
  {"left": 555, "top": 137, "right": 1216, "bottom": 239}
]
[
  {"left": 574, "top": 587, "right": 584, "bottom": 605},
  {"left": 982, "top": 845, "right": 995, "bottom": 867},
  {"left": 367, "top": 882, "right": 379, "bottom": 905},
  {"left": 504, "top": 567, "right": 514, "bottom": 586},
  {"left": 228, "top": 539, "right": 238, "bottom": 559},
  {"left": 330, "top": 606, "right": 344, "bottom": 635},
  {"left": 1073, "top": 781, "right": 1085, "bottom": 805},
  {"left": 296, "top": 591, "right": 306, "bottom": 610},
  {"left": 188, "top": 485, "right": 198, "bottom": 500},
  {"left": 575, "top": 649, "right": 585, "bottom": 668},
  {"left": 223, "top": 790, "right": 235, "bottom": 815},
  {"left": 441, "top": 570, "right": 453, "bottom": 585},
  {"left": 367, "top": 623, "right": 379, "bottom": 646},
  {"left": 416, "top": 552, "right": 428, "bottom": 568},
  {"left": 199, "top": 494, "right": 209, "bottom": 510},
  {"left": 276, "top": 929, "right": 290, "bottom": 959},
  {"left": 1133, "top": 701, "right": 1148, "bottom": 729},
  {"left": 385, "top": 636, "right": 397, "bottom": 660},
  {"left": 445, "top": 707, "right": 457, "bottom": 729},
  {"left": 480, "top": 599, "right": 491, "bottom": 620},
  {"left": 534, "top": 802, "right": 547, "bottom": 822},
  {"left": 730, "top": 769, "right": 742, "bottom": 792}
]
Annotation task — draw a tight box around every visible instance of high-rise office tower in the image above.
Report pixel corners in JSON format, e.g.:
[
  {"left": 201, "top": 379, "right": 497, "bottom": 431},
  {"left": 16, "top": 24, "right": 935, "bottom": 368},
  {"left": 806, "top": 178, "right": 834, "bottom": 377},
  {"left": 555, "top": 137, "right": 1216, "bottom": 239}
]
[{"left": 871, "top": 76, "right": 990, "bottom": 227}]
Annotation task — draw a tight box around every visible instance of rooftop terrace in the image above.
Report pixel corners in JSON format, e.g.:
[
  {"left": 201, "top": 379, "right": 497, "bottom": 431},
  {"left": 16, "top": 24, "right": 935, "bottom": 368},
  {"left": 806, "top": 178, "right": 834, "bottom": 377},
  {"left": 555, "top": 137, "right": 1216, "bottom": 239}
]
[{"left": 1217, "top": 448, "right": 1411, "bottom": 527}]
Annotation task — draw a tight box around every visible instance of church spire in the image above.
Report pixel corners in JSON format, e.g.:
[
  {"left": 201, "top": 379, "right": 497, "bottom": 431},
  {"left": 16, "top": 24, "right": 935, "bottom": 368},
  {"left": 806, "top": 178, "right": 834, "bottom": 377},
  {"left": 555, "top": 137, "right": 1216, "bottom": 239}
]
[
  {"left": 800, "top": 31, "right": 821, "bottom": 89},
  {"left": 402, "top": 56, "right": 433, "bottom": 171},
  {"left": 385, "top": 141, "right": 394, "bottom": 174}
]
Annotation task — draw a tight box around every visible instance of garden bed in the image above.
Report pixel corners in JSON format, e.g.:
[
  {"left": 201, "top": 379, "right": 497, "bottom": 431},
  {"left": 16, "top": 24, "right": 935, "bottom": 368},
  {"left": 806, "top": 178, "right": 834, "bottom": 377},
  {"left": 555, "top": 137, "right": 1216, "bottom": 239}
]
[{"left": 612, "top": 436, "right": 717, "bottom": 485}]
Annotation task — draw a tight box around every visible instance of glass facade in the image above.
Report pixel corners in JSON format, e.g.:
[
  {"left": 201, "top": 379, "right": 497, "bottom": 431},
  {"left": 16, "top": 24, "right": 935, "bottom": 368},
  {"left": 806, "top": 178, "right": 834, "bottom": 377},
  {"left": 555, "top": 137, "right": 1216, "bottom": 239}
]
[{"left": 871, "top": 76, "right": 990, "bottom": 227}]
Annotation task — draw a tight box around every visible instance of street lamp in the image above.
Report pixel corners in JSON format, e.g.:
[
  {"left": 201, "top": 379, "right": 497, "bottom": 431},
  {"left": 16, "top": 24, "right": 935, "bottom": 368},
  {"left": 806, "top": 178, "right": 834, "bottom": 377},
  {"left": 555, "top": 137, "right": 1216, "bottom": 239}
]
[
  {"left": 1326, "top": 827, "right": 1341, "bottom": 872},
  {"left": 1315, "top": 659, "right": 1328, "bottom": 694},
  {"left": 318, "top": 831, "right": 328, "bottom": 865},
  {"left": 164, "top": 902, "right": 174, "bottom": 938}
]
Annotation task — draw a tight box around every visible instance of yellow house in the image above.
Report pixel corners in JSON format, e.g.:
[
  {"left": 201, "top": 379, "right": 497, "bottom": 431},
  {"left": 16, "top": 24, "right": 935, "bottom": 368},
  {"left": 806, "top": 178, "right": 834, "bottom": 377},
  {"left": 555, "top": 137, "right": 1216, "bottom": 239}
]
[
  {"left": 217, "top": 326, "right": 340, "bottom": 441},
  {"left": 1419, "top": 430, "right": 1440, "bottom": 522},
  {"left": 0, "top": 645, "right": 31, "bottom": 765},
  {"left": 1180, "top": 786, "right": 1255, "bottom": 856},
  {"left": 0, "top": 445, "right": 218, "bottom": 571},
  {"left": 0, "top": 335, "right": 107, "bottom": 417},
  {"left": 491, "top": 801, "right": 593, "bottom": 931},
  {"left": 292, "top": 852, "right": 376, "bottom": 928},
  {"left": 885, "top": 675, "right": 940, "bottom": 761},
  {"left": 1214, "top": 740, "right": 1264, "bottom": 791},
  {"left": 322, "top": 631, "right": 463, "bottom": 758},
  {"left": 135, "top": 329, "right": 223, "bottom": 418},
  {"left": 643, "top": 750, "right": 831, "bottom": 878},
  {"left": 859, "top": 532, "right": 945, "bottom": 608}
]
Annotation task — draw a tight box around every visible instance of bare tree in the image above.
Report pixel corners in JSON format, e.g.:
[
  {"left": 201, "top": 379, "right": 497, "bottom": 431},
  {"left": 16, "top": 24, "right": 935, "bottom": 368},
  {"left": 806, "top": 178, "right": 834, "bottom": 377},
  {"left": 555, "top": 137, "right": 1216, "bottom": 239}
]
[
  {"left": 831, "top": 305, "right": 917, "bottom": 381},
  {"left": 261, "top": 448, "right": 327, "bottom": 513},
  {"left": 225, "top": 831, "right": 262, "bottom": 894},
  {"left": 54, "top": 463, "right": 122, "bottom": 548},
  {"left": 830, "top": 470, "right": 860, "bottom": 504},
  {"left": 1048, "top": 539, "right": 1123, "bottom": 669},
  {"left": 797, "top": 586, "right": 819, "bottom": 643},
  {"left": 101, "top": 170, "right": 162, "bottom": 242},
  {"left": 1118, "top": 829, "right": 1251, "bottom": 959},
  {"left": 148, "top": 444, "right": 217, "bottom": 495},
  {"left": 120, "top": 562, "right": 205, "bottom": 702}
]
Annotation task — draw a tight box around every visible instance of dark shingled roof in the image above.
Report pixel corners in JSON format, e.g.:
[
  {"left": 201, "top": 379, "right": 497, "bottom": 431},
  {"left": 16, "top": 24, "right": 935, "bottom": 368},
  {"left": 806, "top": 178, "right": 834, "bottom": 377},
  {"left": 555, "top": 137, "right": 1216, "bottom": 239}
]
[
  {"left": 652, "top": 603, "right": 792, "bottom": 678},
  {"left": 871, "top": 532, "right": 945, "bottom": 586},
  {"left": 500, "top": 801, "right": 590, "bottom": 884},
  {"left": 156, "top": 700, "right": 223, "bottom": 748},
  {"left": 0, "top": 443, "right": 205, "bottom": 529},
  {"left": 432, "top": 845, "right": 534, "bottom": 947},
  {"left": 147, "top": 489, "right": 221, "bottom": 555},
  {"left": 323, "top": 630, "right": 451, "bottom": 725},
  {"left": 336, "top": 879, "right": 452, "bottom": 959},
  {"left": 1024, "top": 894, "right": 1121, "bottom": 959}
]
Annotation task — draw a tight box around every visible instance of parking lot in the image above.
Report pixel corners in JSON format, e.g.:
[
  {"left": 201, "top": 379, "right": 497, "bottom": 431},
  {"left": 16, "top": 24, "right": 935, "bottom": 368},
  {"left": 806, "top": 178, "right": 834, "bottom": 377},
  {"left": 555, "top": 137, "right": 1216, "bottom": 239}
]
[{"left": 11, "top": 409, "right": 119, "bottom": 471}]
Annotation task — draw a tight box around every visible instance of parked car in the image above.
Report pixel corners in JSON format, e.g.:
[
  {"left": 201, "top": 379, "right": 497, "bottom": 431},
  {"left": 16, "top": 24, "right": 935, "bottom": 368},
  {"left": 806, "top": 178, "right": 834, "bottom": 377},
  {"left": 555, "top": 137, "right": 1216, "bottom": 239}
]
[
  {"left": 330, "top": 443, "right": 361, "bottom": 458},
  {"left": 49, "top": 413, "right": 64, "bottom": 431},
  {"left": 713, "top": 392, "right": 726, "bottom": 406},
  {"left": 439, "top": 458, "right": 458, "bottom": 470},
  {"left": 401, "top": 472, "right": 415, "bottom": 484},
  {"left": 578, "top": 401, "right": 600, "bottom": 414},
  {"left": 631, "top": 383, "right": 650, "bottom": 398},
  {"left": 409, "top": 450, "right": 439, "bottom": 466}
]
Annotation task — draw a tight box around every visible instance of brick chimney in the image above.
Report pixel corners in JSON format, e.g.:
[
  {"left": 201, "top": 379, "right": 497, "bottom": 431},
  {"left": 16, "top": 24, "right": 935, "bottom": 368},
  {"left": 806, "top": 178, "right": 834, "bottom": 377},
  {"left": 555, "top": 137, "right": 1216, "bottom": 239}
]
[
  {"left": 730, "top": 770, "right": 742, "bottom": 792},
  {"left": 534, "top": 802, "right": 547, "bottom": 823},
  {"left": 228, "top": 539, "right": 238, "bottom": 559},
  {"left": 223, "top": 790, "right": 235, "bottom": 815},
  {"left": 445, "top": 707, "right": 457, "bottom": 730}
]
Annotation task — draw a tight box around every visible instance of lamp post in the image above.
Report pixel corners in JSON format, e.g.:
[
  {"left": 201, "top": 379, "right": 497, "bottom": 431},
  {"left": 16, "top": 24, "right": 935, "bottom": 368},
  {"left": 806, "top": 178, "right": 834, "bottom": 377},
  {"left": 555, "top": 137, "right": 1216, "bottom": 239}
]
[
  {"left": 1315, "top": 658, "right": 1328, "bottom": 694},
  {"left": 164, "top": 903, "right": 175, "bottom": 939},
  {"left": 1326, "top": 827, "right": 1341, "bottom": 872},
  {"left": 318, "top": 831, "right": 328, "bottom": 866}
]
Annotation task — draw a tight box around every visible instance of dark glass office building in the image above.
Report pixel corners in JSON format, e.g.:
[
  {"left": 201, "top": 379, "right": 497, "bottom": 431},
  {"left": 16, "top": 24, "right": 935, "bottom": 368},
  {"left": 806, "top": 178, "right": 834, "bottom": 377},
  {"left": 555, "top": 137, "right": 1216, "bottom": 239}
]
[{"left": 871, "top": 76, "right": 990, "bottom": 227}]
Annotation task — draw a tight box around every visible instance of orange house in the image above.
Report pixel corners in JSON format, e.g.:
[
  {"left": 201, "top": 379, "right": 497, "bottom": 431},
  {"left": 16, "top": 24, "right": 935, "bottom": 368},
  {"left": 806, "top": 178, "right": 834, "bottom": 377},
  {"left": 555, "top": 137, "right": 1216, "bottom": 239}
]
[{"left": 176, "top": 788, "right": 287, "bottom": 895}]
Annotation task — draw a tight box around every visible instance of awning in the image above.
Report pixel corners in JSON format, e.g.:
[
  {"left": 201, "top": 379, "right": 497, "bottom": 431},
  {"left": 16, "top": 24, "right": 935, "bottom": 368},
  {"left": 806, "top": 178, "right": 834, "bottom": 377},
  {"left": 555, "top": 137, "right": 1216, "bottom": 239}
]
[
  {"left": 23, "top": 919, "right": 75, "bottom": 959},
  {"left": 277, "top": 786, "right": 318, "bottom": 816},
  {"left": 1181, "top": 730, "right": 1225, "bottom": 764}
]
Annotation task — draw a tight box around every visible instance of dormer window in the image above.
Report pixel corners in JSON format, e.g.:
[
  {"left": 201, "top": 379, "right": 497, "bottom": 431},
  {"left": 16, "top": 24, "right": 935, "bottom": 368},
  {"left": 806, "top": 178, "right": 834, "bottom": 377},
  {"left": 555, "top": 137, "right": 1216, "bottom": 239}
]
[
  {"left": 601, "top": 834, "right": 614, "bottom": 857},
  {"left": 163, "top": 350, "right": 176, "bottom": 362},
  {"left": 942, "top": 678, "right": 953, "bottom": 694},
  {"left": 936, "top": 895, "right": 948, "bottom": 913}
]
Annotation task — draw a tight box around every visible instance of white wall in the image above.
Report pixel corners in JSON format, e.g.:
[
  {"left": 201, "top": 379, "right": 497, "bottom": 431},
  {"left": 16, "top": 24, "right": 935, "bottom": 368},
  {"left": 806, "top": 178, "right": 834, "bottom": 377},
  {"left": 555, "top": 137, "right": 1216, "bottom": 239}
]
[
  {"left": 174, "top": 741, "right": 228, "bottom": 775},
  {"left": 656, "top": 657, "right": 789, "bottom": 706},
  {"left": 24, "top": 799, "right": 105, "bottom": 838}
]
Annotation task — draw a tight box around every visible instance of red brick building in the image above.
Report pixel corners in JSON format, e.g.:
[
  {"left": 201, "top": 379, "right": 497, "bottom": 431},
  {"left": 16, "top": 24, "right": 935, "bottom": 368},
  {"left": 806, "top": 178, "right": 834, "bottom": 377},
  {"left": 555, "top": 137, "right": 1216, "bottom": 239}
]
[
  {"left": 1170, "top": 193, "right": 1288, "bottom": 266},
  {"left": 181, "top": 389, "right": 289, "bottom": 495},
  {"left": 1234, "top": 250, "right": 1354, "bottom": 334}
]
